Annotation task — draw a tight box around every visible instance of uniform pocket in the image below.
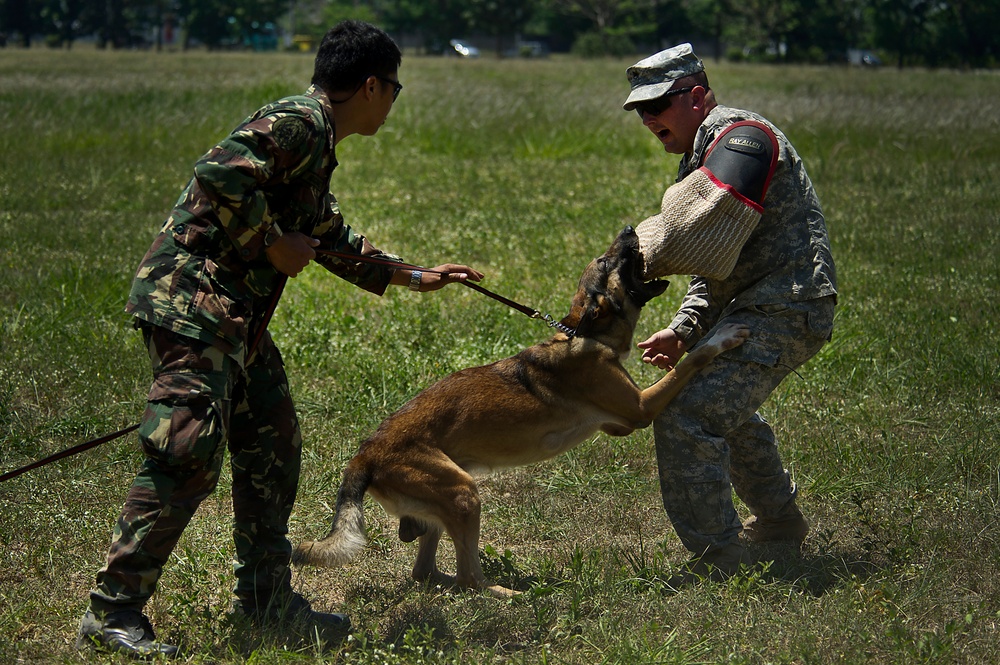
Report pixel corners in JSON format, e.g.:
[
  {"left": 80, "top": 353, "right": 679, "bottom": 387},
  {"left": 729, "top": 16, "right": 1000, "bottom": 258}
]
[
  {"left": 806, "top": 297, "right": 836, "bottom": 341},
  {"left": 140, "top": 373, "right": 228, "bottom": 469},
  {"left": 724, "top": 327, "right": 784, "bottom": 368},
  {"left": 188, "top": 259, "right": 248, "bottom": 348},
  {"left": 190, "top": 260, "right": 240, "bottom": 321},
  {"left": 756, "top": 302, "right": 791, "bottom": 316}
]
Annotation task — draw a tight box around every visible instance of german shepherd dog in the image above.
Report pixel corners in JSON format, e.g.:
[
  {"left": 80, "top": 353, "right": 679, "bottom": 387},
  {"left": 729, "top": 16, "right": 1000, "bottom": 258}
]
[{"left": 293, "top": 226, "right": 749, "bottom": 596}]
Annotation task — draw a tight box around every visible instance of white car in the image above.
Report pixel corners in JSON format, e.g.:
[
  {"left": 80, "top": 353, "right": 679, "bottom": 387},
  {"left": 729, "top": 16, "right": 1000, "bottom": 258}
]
[{"left": 449, "top": 39, "right": 480, "bottom": 58}]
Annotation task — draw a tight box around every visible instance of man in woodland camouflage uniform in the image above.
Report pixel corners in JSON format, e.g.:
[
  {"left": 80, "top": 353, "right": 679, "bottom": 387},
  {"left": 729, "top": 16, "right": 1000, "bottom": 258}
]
[
  {"left": 623, "top": 44, "right": 837, "bottom": 586},
  {"left": 78, "top": 20, "right": 482, "bottom": 659}
]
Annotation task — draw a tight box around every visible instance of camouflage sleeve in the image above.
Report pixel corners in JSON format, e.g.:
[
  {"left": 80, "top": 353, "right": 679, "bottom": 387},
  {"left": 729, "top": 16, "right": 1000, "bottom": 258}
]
[
  {"left": 668, "top": 276, "right": 723, "bottom": 348},
  {"left": 312, "top": 195, "right": 402, "bottom": 296},
  {"left": 190, "top": 109, "right": 321, "bottom": 263}
]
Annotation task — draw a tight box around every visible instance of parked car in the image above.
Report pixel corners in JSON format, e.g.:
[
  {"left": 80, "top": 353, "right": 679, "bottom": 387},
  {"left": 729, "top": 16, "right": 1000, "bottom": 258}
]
[
  {"left": 449, "top": 39, "right": 480, "bottom": 58},
  {"left": 847, "top": 49, "right": 882, "bottom": 66}
]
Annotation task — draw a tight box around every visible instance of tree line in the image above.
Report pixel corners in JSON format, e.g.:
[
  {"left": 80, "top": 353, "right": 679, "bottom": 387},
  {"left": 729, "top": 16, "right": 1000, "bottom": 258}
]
[{"left": 2, "top": 0, "right": 997, "bottom": 68}]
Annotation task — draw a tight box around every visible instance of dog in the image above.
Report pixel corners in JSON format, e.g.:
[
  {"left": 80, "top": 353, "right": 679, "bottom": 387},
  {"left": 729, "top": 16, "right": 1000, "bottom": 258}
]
[{"left": 292, "top": 226, "right": 749, "bottom": 596}]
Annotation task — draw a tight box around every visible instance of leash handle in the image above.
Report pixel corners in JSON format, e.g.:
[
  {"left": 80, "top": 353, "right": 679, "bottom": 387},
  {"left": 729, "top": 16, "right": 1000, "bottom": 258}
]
[{"left": 313, "top": 249, "right": 438, "bottom": 274}]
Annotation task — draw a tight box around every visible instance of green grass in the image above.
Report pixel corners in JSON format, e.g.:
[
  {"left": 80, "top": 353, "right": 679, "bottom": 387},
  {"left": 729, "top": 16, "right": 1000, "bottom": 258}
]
[{"left": 1, "top": 49, "right": 999, "bottom": 663}]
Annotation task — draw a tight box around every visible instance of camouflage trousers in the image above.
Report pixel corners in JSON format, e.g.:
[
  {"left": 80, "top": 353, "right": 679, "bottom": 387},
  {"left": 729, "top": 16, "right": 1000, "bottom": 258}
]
[
  {"left": 653, "top": 296, "right": 835, "bottom": 556},
  {"left": 88, "top": 325, "right": 302, "bottom": 614}
]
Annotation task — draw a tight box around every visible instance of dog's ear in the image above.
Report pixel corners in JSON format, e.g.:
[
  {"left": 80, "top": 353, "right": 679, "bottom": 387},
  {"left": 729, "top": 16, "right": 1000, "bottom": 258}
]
[
  {"left": 560, "top": 302, "right": 585, "bottom": 332},
  {"left": 574, "top": 303, "right": 598, "bottom": 337},
  {"left": 574, "top": 293, "right": 617, "bottom": 336}
]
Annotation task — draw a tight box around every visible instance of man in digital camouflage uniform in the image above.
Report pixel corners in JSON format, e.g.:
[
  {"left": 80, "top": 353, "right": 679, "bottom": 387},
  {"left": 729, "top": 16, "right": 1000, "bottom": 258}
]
[
  {"left": 623, "top": 44, "right": 837, "bottom": 586},
  {"left": 78, "top": 20, "right": 483, "bottom": 659}
]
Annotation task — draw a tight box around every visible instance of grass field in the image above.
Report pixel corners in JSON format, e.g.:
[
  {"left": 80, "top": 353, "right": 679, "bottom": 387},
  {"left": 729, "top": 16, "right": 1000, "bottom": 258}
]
[{"left": 1, "top": 48, "right": 999, "bottom": 664}]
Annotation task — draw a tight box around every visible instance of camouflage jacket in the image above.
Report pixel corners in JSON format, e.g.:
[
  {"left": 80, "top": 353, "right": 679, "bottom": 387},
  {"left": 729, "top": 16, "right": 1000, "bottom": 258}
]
[
  {"left": 667, "top": 105, "right": 838, "bottom": 347},
  {"left": 126, "top": 85, "right": 398, "bottom": 362}
]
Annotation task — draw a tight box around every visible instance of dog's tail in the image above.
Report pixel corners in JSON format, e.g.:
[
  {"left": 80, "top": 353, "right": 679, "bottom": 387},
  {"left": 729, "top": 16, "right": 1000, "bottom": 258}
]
[{"left": 292, "top": 458, "right": 371, "bottom": 568}]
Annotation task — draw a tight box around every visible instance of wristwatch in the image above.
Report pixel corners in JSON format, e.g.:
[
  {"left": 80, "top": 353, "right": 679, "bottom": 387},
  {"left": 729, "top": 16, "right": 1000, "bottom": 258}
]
[
  {"left": 263, "top": 225, "right": 283, "bottom": 247},
  {"left": 408, "top": 270, "right": 422, "bottom": 292}
]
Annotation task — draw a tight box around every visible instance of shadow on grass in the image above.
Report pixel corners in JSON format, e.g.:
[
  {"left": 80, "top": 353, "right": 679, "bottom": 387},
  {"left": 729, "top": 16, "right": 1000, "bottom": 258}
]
[
  {"left": 216, "top": 610, "right": 352, "bottom": 659},
  {"left": 604, "top": 538, "right": 889, "bottom": 599},
  {"left": 749, "top": 541, "right": 887, "bottom": 597},
  {"left": 342, "top": 574, "right": 544, "bottom": 656}
]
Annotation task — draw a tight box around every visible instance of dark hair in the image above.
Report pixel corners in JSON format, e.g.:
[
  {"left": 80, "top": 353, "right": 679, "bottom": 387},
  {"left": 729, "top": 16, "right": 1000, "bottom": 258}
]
[
  {"left": 688, "top": 71, "right": 711, "bottom": 90},
  {"left": 312, "top": 20, "right": 402, "bottom": 94}
]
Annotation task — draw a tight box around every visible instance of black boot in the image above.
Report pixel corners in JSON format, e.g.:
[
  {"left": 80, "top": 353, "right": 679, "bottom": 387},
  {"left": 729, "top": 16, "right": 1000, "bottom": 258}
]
[
  {"left": 77, "top": 608, "right": 180, "bottom": 660},
  {"left": 234, "top": 590, "right": 350, "bottom": 632}
]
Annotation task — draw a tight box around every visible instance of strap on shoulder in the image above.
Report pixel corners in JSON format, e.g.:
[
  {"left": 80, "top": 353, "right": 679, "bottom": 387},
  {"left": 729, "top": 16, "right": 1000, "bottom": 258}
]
[{"left": 702, "top": 120, "right": 779, "bottom": 205}]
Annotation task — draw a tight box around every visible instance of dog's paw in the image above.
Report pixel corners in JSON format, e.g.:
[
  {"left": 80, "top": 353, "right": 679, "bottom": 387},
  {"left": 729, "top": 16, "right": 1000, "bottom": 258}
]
[
  {"left": 710, "top": 323, "right": 751, "bottom": 351},
  {"left": 485, "top": 584, "right": 522, "bottom": 599}
]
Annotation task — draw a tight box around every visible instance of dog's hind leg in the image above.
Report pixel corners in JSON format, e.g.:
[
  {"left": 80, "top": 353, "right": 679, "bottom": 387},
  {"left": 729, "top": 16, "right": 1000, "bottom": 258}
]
[
  {"left": 443, "top": 493, "right": 483, "bottom": 588},
  {"left": 435, "top": 484, "right": 519, "bottom": 598},
  {"left": 407, "top": 489, "right": 512, "bottom": 597},
  {"left": 409, "top": 456, "right": 511, "bottom": 595},
  {"left": 412, "top": 526, "right": 444, "bottom": 584}
]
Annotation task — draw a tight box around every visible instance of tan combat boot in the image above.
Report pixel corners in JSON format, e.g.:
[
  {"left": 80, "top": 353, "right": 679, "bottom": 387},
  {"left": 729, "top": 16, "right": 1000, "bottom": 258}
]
[{"left": 741, "top": 507, "right": 810, "bottom": 547}]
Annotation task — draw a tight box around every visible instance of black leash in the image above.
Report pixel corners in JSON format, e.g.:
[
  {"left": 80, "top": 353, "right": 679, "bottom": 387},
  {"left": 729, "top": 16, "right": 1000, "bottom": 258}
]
[
  {"left": 0, "top": 423, "right": 140, "bottom": 483},
  {"left": 0, "top": 251, "right": 573, "bottom": 484},
  {"left": 314, "top": 249, "right": 575, "bottom": 335}
]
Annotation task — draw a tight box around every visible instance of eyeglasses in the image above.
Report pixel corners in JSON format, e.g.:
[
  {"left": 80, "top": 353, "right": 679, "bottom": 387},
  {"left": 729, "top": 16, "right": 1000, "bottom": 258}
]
[
  {"left": 376, "top": 75, "right": 403, "bottom": 101},
  {"left": 634, "top": 86, "right": 694, "bottom": 118}
]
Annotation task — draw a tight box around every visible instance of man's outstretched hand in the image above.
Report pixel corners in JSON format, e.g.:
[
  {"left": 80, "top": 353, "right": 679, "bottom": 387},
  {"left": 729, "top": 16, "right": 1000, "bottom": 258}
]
[
  {"left": 415, "top": 263, "right": 485, "bottom": 292},
  {"left": 637, "top": 327, "right": 688, "bottom": 370}
]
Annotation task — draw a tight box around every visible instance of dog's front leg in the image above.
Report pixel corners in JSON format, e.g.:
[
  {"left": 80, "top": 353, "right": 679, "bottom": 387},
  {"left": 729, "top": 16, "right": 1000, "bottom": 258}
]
[
  {"left": 636, "top": 323, "right": 750, "bottom": 418},
  {"left": 598, "top": 323, "right": 750, "bottom": 427}
]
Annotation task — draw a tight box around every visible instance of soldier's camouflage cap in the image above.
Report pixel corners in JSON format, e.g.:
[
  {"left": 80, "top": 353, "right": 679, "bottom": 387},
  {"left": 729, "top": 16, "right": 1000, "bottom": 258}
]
[{"left": 623, "top": 43, "right": 705, "bottom": 111}]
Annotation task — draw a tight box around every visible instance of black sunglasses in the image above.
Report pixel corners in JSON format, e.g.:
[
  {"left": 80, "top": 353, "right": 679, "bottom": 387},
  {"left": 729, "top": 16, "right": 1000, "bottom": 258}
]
[
  {"left": 634, "top": 86, "right": 694, "bottom": 118},
  {"left": 376, "top": 75, "right": 403, "bottom": 101}
]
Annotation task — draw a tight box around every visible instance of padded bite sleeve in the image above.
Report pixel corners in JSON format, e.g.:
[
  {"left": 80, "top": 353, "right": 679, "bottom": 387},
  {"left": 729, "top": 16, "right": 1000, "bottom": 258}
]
[{"left": 636, "top": 169, "right": 762, "bottom": 280}]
